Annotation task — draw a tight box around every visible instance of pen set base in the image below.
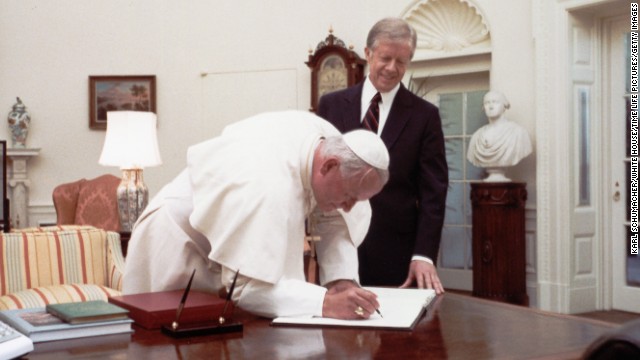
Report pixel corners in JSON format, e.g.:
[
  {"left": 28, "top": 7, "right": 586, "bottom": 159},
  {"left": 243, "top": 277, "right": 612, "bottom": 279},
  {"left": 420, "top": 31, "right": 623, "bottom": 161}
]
[{"left": 161, "top": 322, "right": 243, "bottom": 338}]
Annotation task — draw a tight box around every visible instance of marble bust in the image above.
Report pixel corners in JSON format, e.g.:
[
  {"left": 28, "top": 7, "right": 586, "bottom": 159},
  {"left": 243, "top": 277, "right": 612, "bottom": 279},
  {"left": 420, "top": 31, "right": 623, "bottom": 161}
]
[{"left": 467, "top": 91, "right": 532, "bottom": 182}]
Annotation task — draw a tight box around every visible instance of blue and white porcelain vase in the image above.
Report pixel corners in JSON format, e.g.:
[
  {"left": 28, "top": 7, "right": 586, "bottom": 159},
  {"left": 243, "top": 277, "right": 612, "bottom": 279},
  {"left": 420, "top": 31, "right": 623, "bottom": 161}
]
[{"left": 8, "top": 97, "right": 31, "bottom": 148}]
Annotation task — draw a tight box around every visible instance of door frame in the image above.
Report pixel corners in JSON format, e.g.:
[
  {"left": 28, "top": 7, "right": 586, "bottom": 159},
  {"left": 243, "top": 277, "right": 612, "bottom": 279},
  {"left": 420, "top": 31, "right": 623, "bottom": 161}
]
[
  {"left": 602, "top": 13, "right": 640, "bottom": 313},
  {"left": 534, "top": 0, "right": 629, "bottom": 314}
]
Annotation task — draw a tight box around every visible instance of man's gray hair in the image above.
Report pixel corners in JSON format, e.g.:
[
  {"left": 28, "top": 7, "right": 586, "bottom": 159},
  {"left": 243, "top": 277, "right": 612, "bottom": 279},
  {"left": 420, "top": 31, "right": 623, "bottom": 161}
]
[
  {"left": 366, "top": 17, "right": 417, "bottom": 59},
  {"left": 321, "top": 135, "right": 389, "bottom": 184}
]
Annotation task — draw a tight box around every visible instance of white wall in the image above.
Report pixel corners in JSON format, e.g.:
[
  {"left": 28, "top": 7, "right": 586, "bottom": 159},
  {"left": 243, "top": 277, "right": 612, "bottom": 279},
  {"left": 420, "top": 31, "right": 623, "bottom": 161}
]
[
  {"left": 0, "top": 0, "right": 535, "bottom": 224},
  {"left": 482, "top": 0, "right": 537, "bottom": 199}
]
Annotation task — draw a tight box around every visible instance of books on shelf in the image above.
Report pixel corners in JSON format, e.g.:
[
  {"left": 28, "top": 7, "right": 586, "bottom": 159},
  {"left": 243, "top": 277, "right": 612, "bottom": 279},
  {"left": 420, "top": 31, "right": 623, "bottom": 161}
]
[
  {"left": 109, "top": 289, "right": 230, "bottom": 330},
  {"left": 271, "top": 287, "right": 437, "bottom": 331},
  {"left": 45, "top": 300, "right": 129, "bottom": 324},
  {"left": 0, "top": 307, "right": 133, "bottom": 343}
]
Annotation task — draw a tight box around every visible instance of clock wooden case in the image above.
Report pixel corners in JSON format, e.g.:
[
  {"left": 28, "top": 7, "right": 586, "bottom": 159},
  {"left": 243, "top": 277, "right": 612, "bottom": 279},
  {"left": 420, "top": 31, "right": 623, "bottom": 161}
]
[{"left": 306, "top": 30, "right": 366, "bottom": 112}]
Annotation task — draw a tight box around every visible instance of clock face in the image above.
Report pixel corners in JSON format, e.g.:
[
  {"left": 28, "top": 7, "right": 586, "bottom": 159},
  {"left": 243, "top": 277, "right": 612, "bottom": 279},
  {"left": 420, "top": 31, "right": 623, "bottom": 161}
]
[{"left": 317, "top": 54, "right": 348, "bottom": 99}]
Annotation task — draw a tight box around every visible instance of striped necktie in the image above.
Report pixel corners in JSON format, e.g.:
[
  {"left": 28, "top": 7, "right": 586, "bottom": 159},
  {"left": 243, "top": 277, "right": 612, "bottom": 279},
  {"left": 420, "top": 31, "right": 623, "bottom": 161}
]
[{"left": 362, "top": 92, "right": 382, "bottom": 134}]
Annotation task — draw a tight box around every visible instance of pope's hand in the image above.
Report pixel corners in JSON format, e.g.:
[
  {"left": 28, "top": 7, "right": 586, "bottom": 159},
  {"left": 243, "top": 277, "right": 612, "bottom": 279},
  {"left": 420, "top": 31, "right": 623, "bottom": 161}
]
[{"left": 322, "top": 282, "right": 379, "bottom": 320}]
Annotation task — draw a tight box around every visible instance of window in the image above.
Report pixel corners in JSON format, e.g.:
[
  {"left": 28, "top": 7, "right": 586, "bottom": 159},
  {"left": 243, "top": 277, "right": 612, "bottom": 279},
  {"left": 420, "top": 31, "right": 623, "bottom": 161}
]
[{"left": 438, "top": 90, "right": 487, "bottom": 270}]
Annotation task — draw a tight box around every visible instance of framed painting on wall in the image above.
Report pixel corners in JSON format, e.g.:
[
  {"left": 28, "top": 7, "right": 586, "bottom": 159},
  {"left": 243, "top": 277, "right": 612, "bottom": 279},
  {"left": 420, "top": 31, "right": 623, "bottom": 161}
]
[{"left": 89, "top": 75, "right": 156, "bottom": 130}]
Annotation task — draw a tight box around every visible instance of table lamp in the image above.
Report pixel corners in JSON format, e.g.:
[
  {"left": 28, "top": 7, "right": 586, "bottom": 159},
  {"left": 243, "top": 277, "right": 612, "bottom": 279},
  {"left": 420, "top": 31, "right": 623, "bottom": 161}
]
[{"left": 99, "top": 111, "right": 162, "bottom": 232}]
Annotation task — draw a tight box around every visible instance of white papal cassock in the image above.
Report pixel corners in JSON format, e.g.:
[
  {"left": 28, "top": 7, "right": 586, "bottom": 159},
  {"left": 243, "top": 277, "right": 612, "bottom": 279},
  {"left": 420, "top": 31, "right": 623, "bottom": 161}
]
[{"left": 122, "top": 110, "right": 372, "bottom": 318}]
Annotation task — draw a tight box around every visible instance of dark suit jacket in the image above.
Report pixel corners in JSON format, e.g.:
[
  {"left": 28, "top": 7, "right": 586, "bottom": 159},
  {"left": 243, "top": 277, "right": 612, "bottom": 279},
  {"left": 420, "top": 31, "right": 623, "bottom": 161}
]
[{"left": 317, "top": 82, "right": 448, "bottom": 286}]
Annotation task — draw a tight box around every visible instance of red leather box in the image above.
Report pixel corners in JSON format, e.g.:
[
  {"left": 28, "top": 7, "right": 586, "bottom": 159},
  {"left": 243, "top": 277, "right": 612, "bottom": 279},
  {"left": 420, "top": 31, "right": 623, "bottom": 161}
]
[{"left": 109, "top": 290, "right": 231, "bottom": 330}]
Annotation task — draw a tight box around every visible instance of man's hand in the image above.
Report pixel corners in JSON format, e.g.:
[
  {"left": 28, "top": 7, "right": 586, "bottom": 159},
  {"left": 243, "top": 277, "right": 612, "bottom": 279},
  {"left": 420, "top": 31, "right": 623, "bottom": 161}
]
[
  {"left": 400, "top": 260, "right": 445, "bottom": 294},
  {"left": 322, "top": 281, "right": 380, "bottom": 319}
]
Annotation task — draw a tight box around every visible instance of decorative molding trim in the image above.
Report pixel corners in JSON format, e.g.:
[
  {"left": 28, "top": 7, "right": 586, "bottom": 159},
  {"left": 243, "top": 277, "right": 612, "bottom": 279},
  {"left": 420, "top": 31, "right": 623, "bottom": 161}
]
[
  {"left": 533, "top": 0, "right": 621, "bottom": 314},
  {"left": 469, "top": 184, "right": 528, "bottom": 207},
  {"left": 533, "top": 0, "right": 552, "bottom": 290},
  {"left": 532, "top": 0, "right": 563, "bottom": 312},
  {"left": 403, "top": 0, "right": 491, "bottom": 59},
  {"left": 28, "top": 204, "right": 57, "bottom": 228},
  {"left": 312, "top": 30, "right": 347, "bottom": 53}
]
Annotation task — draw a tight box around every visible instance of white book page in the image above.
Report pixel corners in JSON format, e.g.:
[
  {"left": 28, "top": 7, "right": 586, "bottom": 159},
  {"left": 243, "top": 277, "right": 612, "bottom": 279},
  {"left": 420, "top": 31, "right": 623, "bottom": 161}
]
[{"left": 272, "top": 287, "right": 436, "bottom": 330}]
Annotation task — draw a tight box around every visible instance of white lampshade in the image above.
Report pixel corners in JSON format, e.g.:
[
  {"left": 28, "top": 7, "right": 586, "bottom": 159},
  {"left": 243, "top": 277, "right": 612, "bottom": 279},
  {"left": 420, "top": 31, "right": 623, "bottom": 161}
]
[{"left": 99, "top": 111, "right": 162, "bottom": 169}]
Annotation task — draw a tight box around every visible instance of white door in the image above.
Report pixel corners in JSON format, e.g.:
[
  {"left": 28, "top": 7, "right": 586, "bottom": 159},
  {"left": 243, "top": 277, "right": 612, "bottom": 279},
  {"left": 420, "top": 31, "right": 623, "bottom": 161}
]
[{"left": 606, "top": 15, "right": 640, "bottom": 313}]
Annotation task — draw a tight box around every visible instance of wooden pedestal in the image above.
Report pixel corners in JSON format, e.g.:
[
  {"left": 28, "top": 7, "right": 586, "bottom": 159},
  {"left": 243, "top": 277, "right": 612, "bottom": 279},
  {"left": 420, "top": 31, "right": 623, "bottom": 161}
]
[{"left": 471, "top": 182, "right": 529, "bottom": 306}]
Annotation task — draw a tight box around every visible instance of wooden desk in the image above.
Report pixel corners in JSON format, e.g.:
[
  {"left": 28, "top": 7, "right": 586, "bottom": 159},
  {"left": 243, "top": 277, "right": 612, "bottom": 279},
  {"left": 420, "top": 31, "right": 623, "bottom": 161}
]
[{"left": 26, "top": 293, "right": 616, "bottom": 359}]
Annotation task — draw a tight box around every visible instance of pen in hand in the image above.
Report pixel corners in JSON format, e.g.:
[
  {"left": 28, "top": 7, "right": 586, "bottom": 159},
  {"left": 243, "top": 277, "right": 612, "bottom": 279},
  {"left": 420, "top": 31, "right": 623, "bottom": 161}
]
[{"left": 352, "top": 279, "right": 383, "bottom": 318}]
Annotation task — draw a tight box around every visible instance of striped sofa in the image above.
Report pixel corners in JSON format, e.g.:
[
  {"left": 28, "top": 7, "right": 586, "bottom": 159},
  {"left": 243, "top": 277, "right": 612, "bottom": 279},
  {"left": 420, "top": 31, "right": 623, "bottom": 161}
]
[{"left": 0, "top": 225, "right": 124, "bottom": 310}]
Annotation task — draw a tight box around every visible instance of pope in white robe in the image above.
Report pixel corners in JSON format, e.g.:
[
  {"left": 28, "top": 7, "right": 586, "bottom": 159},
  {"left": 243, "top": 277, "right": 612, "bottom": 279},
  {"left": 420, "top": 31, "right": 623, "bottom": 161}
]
[{"left": 122, "top": 110, "right": 389, "bottom": 319}]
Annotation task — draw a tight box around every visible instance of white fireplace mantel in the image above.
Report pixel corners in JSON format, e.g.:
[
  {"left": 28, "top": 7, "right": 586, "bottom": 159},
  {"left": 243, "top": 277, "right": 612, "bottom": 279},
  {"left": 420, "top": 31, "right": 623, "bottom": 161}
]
[{"left": 7, "top": 147, "right": 40, "bottom": 229}]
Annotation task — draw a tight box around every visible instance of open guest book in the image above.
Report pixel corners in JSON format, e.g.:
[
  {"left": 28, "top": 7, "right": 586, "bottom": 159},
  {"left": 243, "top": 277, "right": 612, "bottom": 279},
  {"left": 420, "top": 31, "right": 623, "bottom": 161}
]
[{"left": 271, "top": 287, "right": 436, "bottom": 331}]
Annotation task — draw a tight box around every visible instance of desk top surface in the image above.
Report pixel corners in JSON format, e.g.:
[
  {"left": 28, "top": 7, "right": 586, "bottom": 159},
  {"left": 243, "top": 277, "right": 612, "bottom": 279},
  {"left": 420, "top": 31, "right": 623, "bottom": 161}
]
[{"left": 27, "top": 293, "right": 616, "bottom": 360}]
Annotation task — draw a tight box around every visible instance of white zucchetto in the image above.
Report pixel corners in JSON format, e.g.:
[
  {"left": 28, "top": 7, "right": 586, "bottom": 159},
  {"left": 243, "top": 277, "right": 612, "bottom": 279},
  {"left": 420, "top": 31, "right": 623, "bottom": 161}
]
[{"left": 343, "top": 130, "right": 389, "bottom": 170}]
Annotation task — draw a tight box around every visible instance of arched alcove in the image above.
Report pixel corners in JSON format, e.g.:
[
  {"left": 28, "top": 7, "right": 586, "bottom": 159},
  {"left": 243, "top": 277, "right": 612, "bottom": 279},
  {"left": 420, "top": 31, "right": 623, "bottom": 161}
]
[{"left": 403, "top": 0, "right": 491, "bottom": 61}]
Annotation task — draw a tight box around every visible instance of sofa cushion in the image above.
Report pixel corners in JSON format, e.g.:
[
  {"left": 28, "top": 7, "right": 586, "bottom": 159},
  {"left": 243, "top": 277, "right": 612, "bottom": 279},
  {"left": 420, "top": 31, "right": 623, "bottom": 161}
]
[
  {"left": 1, "top": 227, "right": 111, "bottom": 296},
  {"left": 0, "top": 284, "right": 121, "bottom": 310}
]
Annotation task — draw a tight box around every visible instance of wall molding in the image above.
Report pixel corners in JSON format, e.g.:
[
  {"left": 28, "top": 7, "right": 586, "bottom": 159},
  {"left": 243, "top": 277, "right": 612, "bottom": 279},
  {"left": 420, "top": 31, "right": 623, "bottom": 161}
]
[
  {"left": 27, "top": 204, "right": 56, "bottom": 228},
  {"left": 402, "top": 0, "right": 491, "bottom": 61}
]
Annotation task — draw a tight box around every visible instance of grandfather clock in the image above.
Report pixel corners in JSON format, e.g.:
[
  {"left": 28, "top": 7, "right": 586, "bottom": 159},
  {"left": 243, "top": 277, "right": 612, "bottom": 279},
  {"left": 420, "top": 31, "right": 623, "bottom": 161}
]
[{"left": 306, "top": 28, "right": 366, "bottom": 112}]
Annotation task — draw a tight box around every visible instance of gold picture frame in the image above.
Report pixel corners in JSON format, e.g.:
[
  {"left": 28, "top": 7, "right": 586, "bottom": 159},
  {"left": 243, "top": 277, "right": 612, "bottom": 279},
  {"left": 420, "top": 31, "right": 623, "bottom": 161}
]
[{"left": 89, "top": 75, "right": 156, "bottom": 130}]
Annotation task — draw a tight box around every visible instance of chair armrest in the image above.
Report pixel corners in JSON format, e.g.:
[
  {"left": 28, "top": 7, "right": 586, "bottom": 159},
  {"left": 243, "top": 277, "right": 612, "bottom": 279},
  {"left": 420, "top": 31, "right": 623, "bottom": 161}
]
[{"left": 106, "top": 231, "right": 126, "bottom": 291}]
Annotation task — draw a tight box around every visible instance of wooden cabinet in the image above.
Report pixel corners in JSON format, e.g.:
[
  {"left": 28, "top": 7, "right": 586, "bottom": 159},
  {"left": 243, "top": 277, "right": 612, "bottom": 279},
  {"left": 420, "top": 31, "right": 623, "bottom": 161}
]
[{"left": 471, "top": 182, "right": 528, "bottom": 306}]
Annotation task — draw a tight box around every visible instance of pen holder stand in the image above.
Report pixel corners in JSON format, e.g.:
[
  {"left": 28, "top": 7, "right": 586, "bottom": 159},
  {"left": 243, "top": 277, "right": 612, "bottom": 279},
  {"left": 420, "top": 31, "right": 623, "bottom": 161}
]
[{"left": 161, "top": 321, "right": 243, "bottom": 338}]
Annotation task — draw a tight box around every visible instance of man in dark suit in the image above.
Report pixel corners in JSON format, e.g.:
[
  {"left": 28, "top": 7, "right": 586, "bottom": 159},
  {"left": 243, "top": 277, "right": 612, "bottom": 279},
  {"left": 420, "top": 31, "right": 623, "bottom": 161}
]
[{"left": 317, "top": 17, "right": 448, "bottom": 294}]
